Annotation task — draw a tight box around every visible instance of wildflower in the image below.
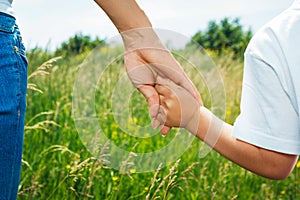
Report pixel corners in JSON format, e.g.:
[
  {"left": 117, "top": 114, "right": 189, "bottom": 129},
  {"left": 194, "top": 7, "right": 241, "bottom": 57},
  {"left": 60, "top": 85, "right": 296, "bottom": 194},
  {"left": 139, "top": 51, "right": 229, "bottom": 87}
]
[
  {"left": 133, "top": 117, "right": 138, "bottom": 124},
  {"left": 144, "top": 187, "right": 149, "bottom": 191},
  {"left": 111, "top": 131, "right": 118, "bottom": 139},
  {"left": 66, "top": 164, "right": 71, "bottom": 170},
  {"left": 112, "top": 176, "right": 119, "bottom": 182},
  {"left": 130, "top": 169, "right": 136, "bottom": 174},
  {"left": 281, "top": 190, "right": 286, "bottom": 195}
]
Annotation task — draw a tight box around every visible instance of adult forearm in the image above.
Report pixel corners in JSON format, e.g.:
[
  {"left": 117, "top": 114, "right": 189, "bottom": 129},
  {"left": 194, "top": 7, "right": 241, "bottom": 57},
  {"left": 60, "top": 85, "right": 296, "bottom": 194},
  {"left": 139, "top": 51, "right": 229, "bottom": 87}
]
[
  {"left": 94, "top": 0, "right": 152, "bottom": 32},
  {"left": 192, "top": 107, "right": 298, "bottom": 180}
]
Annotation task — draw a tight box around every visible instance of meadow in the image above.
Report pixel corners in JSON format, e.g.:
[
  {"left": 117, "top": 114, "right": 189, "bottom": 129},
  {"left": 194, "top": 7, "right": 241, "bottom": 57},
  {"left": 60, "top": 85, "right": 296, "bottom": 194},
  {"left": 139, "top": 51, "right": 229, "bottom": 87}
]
[{"left": 18, "top": 43, "right": 300, "bottom": 200}]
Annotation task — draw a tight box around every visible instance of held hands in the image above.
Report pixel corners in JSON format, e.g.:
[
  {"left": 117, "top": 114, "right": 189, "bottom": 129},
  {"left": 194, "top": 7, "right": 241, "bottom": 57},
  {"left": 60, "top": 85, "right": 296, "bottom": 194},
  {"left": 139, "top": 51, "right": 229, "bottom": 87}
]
[
  {"left": 122, "top": 28, "right": 202, "bottom": 135},
  {"left": 155, "top": 80, "right": 201, "bottom": 135}
]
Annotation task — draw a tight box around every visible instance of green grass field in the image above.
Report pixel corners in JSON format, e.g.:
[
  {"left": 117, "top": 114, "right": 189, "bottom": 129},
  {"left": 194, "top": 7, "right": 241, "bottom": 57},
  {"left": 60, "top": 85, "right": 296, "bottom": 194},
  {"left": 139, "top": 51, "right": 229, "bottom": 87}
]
[{"left": 18, "top": 46, "right": 300, "bottom": 200}]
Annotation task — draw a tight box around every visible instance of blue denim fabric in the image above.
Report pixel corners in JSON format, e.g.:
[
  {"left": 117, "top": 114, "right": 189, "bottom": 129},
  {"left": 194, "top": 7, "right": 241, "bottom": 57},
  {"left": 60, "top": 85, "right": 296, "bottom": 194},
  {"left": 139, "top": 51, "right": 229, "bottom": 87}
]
[{"left": 0, "top": 12, "right": 28, "bottom": 200}]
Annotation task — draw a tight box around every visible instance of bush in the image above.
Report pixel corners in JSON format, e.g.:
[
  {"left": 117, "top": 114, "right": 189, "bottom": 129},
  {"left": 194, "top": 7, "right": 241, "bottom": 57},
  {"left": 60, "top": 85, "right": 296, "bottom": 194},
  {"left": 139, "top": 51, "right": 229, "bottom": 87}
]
[
  {"left": 192, "top": 18, "right": 252, "bottom": 59},
  {"left": 54, "top": 33, "right": 105, "bottom": 57}
]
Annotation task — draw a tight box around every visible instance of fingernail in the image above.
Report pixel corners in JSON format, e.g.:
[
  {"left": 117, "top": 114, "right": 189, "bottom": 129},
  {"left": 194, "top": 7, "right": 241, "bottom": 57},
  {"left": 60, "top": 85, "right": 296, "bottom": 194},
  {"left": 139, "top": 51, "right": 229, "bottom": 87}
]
[{"left": 161, "top": 134, "right": 166, "bottom": 138}]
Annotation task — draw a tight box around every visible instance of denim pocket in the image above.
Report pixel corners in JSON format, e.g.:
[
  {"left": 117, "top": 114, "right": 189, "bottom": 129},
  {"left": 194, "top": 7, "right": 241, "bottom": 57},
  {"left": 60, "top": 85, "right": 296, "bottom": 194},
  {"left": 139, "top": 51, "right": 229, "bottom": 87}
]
[
  {"left": 12, "top": 26, "right": 28, "bottom": 103},
  {"left": 11, "top": 25, "right": 28, "bottom": 68},
  {"left": 0, "top": 13, "right": 15, "bottom": 34}
]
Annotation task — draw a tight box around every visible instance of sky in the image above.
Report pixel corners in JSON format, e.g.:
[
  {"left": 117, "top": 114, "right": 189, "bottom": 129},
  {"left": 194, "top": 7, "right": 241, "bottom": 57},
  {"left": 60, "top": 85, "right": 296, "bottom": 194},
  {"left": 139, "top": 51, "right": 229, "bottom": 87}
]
[{"left": 13, "top": 0, "right": 294, "bottom": 50}]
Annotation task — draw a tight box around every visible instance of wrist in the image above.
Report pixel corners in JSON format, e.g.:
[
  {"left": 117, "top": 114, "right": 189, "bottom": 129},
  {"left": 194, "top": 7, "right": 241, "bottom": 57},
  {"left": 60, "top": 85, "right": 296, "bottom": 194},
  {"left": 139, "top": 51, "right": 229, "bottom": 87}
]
[
  {"left": 120, "top": 28, "right": 166, "bottom": 51},
  {"left": 185, "top": 106, "right": 201, "bottom": 136},
  {"left": 193, "top": 107, "right": 225, "bottom": 147},
  {"left": 116, "top": 19, "right": 152, "bottom": 33}
]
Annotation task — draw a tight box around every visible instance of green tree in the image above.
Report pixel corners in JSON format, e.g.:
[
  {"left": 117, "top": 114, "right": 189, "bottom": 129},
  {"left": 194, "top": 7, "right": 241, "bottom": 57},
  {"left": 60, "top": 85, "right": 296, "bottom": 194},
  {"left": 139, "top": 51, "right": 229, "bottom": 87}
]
[
  {"left": 55, "top": 33, "right": 105, "bottom": 57},
  {"left": 192, "top": 18, "right": 252, "bottom": 59}
]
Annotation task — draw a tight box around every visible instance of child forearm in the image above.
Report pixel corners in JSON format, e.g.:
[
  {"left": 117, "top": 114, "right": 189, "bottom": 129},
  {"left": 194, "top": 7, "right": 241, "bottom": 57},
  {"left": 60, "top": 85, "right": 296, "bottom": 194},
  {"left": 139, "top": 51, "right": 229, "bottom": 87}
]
[
  {"left": 94, "top": 0, "right": 152, "bottom": 32},
  {"left": 192, "top": 106, "right": 298, "bottom": 180}
]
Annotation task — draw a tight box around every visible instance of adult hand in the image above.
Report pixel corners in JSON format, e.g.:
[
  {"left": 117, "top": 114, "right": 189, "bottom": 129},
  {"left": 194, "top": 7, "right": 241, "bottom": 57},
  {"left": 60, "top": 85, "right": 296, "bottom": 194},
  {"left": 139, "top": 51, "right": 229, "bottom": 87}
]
[{"left": 122, "top": 28, "right": 202, "bottom": 135}]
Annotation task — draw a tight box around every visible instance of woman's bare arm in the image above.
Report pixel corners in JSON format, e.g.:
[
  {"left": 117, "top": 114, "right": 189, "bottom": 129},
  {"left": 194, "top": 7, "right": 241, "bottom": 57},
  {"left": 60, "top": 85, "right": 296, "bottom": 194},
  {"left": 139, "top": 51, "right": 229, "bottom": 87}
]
[{"left": 94, "top": 0, "right": 152, "bottom": 32}]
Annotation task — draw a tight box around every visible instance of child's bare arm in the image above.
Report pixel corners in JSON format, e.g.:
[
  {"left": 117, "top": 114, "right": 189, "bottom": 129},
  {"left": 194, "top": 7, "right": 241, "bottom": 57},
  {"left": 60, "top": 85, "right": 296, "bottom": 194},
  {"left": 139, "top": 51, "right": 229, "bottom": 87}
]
[{"left": 156, "top": 82, "right": 298, "bottom": 180}]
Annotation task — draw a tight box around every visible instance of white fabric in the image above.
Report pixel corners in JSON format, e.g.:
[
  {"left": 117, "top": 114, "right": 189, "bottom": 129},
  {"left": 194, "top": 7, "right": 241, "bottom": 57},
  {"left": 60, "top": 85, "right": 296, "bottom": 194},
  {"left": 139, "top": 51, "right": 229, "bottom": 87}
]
[
  {"left": 0, "top": 0, "right": 13, "bottom": 16},
  {"left": 232, "top": 0, "right": 300, "bottom": 155}
]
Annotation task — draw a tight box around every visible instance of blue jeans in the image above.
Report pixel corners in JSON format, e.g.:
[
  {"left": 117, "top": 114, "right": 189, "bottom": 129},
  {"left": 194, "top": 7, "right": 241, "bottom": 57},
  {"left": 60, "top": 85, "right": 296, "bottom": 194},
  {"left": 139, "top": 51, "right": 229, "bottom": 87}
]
[{"left": 0, "top": 12, "right": 27, "bottom": 200}]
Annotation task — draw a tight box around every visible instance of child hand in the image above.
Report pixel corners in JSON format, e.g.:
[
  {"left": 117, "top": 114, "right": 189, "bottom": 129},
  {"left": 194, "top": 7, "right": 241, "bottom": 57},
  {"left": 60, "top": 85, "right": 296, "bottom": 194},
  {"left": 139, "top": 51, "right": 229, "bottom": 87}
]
[{"left": 155, "top": 79, "right": 201, "bottom": 134}]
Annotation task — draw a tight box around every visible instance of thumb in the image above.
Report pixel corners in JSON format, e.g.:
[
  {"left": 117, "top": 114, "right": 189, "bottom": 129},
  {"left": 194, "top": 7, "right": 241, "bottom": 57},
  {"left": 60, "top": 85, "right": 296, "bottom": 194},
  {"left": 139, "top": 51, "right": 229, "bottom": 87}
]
[{"left": 157, "top": 75, "right": 202, "bottom": 105}]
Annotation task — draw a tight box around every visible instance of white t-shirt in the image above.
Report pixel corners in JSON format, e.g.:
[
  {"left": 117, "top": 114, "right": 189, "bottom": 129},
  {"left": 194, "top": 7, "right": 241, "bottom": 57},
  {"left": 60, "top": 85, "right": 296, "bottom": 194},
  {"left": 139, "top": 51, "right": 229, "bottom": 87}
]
[
  {"left": 0, "top": 0, "right": 13, "bottom": 16},
  {"left": 232, "top": 0, "right": 300, "bottom": 155}
]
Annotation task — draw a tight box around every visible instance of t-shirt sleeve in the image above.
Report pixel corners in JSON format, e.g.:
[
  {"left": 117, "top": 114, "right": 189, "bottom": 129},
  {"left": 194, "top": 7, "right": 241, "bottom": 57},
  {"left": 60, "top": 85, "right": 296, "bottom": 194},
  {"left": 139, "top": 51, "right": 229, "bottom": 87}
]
[{"left": 232, "top": 50, "right": 300, "bottom": 155}]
